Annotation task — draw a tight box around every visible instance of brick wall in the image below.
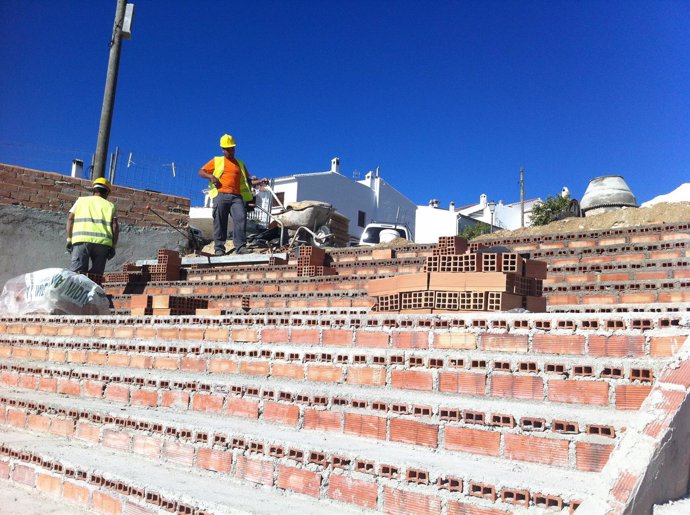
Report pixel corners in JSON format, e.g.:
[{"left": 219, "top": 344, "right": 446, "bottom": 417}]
[{"left": 0, "top": 163, "right": 189, "bottom": 228}]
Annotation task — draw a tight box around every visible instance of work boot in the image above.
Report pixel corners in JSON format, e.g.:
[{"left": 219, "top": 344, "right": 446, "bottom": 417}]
[
  {"left": 214, "top": 249, "right": 225, "bottom": 256},
  {"left": 235, "top": 245, "right": 250, "bottom": 255}
]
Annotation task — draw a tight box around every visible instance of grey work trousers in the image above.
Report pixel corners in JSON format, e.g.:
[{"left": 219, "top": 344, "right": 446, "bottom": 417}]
[
  {"left": 69, "top": 242, "right": 110, "bottom": 275},
  {"left": 212, "top": 192, "right": 247, "bottom": 253}
]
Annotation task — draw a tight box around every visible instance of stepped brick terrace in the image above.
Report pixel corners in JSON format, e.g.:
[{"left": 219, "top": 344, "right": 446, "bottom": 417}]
[{"left": 1, "top": 220, "right": 690, "bottom": 514}]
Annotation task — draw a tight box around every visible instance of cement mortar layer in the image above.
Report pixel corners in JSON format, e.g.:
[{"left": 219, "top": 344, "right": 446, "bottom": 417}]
[
  {"left": 0, "top": 427, "right": 370, "bottom": 514},
  {"left": 0, "top": 385, "right": 596, "bottom": 499},
  {"left": 1, "top": 356, "right": 645, "bottom": 431},
  {"left": 0, "top": 204, "right": 186, "bottom": 289},
  {"left": 0, "top": 479, "right": 93, "bottom": 515}
]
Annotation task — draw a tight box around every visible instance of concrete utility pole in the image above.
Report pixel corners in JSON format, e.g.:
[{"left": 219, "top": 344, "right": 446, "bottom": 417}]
[
  {"left": 93, "top": 0, "right": 128, "bottom": 179},
  {"left": 520, "top": 167, "right": 525, "bottom": 228}
]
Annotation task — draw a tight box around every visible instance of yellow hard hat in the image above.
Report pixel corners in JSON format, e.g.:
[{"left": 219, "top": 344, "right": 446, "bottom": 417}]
[
  {"left": 220, "top": 134, "right": 236, "bottom": 148},
  {"left": 92, "top": 177, "right": 112, "bottom": 193}
]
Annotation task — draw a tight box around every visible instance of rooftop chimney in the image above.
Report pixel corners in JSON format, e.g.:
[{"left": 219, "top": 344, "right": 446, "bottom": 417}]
[{"left": 331, "top": 157, "right": 340, "bottom": 174}]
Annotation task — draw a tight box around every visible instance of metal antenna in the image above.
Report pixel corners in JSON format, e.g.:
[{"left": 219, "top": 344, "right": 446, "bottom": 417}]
[
  {"left": 162, "top": 162, "right": 176, "bottom": 177},
  {"left": 127, "top": 152, "right": 135, "bottom": 168}
]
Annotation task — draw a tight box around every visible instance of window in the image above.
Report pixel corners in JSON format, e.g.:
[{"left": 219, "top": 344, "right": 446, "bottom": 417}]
[
  {"left": 358, "top": 211, "right": 366, "bottom": 228},
  {"left": 275, "top": 191, "right": 285, "bottom": 206}
]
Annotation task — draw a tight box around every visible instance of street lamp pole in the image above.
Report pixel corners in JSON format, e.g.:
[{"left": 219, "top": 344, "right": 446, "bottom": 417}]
[
  {"left": 488, "top": 201, "right": 497, "bottom": 234},
  {"left": 93, "top": 0, "right": 128, "bottom": 179}
]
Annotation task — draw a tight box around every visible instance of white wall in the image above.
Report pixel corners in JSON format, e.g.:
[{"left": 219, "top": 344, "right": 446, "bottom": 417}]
[
  {"left": 415, "top": 205, "right": 457, "bottom": 243},
  {"left": 374, "top": 178, "right": 417, "bottom": 237}
]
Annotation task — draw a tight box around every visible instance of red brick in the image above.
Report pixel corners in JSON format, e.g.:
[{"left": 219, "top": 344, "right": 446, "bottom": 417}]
[
  {"left": 306, "top": 365, "right": 343, "bottom": 382},
  {"left": 290, "top": 329, "right": 320, "bottom": 345},
  {"left": 232, "top": 328, "right": 259, "bottom": 342},
  {"left": 36, "top": 473, "right": 61, "bottom": 495},
  {"left": 57, "top": 378, "right": 81, "bottom": 396},
  {"left": 50, "top": 418, "right": 75, "bottom": 437},
  {"left": 76, "top": 421, "right": 101, "bottom": 443},
  {"left": 548, "top": 380, "right": 609, "bottom": 406},
  {"left": 390, "top": 418, "right": 438, "bottom": 448},
  {"left": 27, "top": 414, "right": 51, "bottom": 432},
  {"left": 616, "top": 384, "right": 652, "bottom": 410},
  {"left": 589, "top": 335, "right": 645, "bottom": 357},
  {"left": 92, "top": 490, "right": 122, "bottom": 515},
  {"left": 355, "top": 331, "right": 389, "bottom": 348},
  {"left": 383, "top": 486, "right": 441, "bottom": 514},
  {"left": 153, "top": 356, "right": 179, "bottom": 370},
  {"left": 391, "top": 370, "right": 433, "bottom": 391},
  {"left": 392, "top": 331, "right": 429, "bottom": 349},
  {"left": 347, "top": 367, "right": 387, "bottom": 386},
  {"left": 490, "top": 375, "right": 543, "bottom": 400},
  {"left": 532, "top": 334, "right": 585, "bottom": 355},
  {"left": 328, "top": 474, "right": 378, "bottom": 509},
  {"left": 63, "top": 481, "right": 90, "bottom": 505},
  {"left": 612, "top": 472, "right": 638, "bottom": 503},
  {"left": 11, "top": 464, "right": 36, "bottom": 486},
  {"left": 445, "top": 426, "right": 500, "bottom": 456},
  {"left": 0, "top": 460, "right": 7, "bottom": 479},
  {"left": 263, "top": 402, "right": 300, "bottom": 425},
  {"left": 86, "top": 351, "right": 108, "bottom": 365},
  {"left": 204, "top": 327, "right": 229, "bottom": 341},
  {"left": 234, "top": 456, "right": 274, "bottom": 486},
  {"left": 104, "top": 384, "right": 130, "bottom": 403},
  {"left": 240, "top": 361, "right": 270, "bottom": 376},
  {"left": 439, "top": 371, "right": 486, "bottom": 395},
  {"left": 191, "top": 393, "right": 225, "bottom": 413},
  {"left": 180, "top": 357, "right": 207, "bottom": 372},
  {"left": 481, "top": 334, "right": 528, "bottom": 353},
  {"left": 107, "top": 353, "right": 130, "bottom": 367},
  {"left": 196, "top": 448, "right": 232, "bottom": 473},
  {"left": 103, "top": 429, "right": 131, "bottom": 451},
  {"left": 576, "top": 442, "right": 614, "bottom": 472},
  {"left": 344, "top": 413, "right": 387, "bottom": 440},
  {"left": 322, "top": 329, "right": 353, "bottom": 347},
  {"left": 651, "top": 336, "right": 687, "bottom": 357},
  {"left": 271, "top": 362, "right": 304, "bottom": 380},
  {"left": 277, "top": 465, "right": 321, "bottom": 497},
  {"left": 161, "top": 390, "right": 189, "bottom": 409},
  {"left": 83, "top": 380, "right": 105, "bottom": 398},
  {"left": 7, "top": 408, "right": 27, "bottom": 428},
  {"left": 18, "top": 374, "right": 38, "bottom": 390},
  {"left": 132, "top": 435, "right": 161, "bottom": 459},
  {"left": 208, "top": 358, "right": 238, "bottom": 374},
  {"left": 261, "top": 328, "right": 289, "bottom": 343},
  {"left": 37, "top": 377, "right": 58, "bottom": 392},
  {"left": 163, "top": 440, "right": 195, "bottom": 466},
  {"left": 434, "top": 332, "right": 476, "bottom": 350},
  {"left": 303, "top": 410, "right": 342, "bottom": 432},
  {"left": 131, "top": 388, "right": 158, "bottom": 407},
  {"left": 504, "top": 433, "right": 569, "bottom": 466},
  {"left": 226, "top": 398, "right": 260, "bottom": 419}
]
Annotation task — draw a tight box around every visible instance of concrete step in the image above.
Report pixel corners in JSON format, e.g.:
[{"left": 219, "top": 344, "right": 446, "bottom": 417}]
[
  {"left": 0, "top": 386, "right": 599, "bottom": 511},
  {"left": 0, "top": 425, "right": 371, "bottom": 514}
]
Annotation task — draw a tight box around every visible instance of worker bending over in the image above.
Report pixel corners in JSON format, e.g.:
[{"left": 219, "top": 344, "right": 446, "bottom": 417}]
[
  {"left": 198, "top": 134, "right": 268, "bottom": 255},
  {"left": 66, "top": 177, "right": 119, "bottom": 275}
]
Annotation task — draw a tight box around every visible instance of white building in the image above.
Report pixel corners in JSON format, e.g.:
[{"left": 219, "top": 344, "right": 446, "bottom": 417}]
[
  {"left": 268, "top": 158, "right": 417, "bottom": 242},
  {"left": 414, "top": 194, "right": 542, "bottom": 244}
]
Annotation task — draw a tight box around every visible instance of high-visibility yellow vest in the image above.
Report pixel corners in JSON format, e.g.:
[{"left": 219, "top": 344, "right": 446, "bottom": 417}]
[
  {"left": 208, "top": 157, "right": 253, "bottom": 202},
  {"left": 71, "top": 196, "right": 116, "bottom": 246}
]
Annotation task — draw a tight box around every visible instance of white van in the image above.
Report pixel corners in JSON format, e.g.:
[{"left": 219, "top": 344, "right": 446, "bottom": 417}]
[{"left": 358, "top": 223, "right": 412, "bottom": 246}]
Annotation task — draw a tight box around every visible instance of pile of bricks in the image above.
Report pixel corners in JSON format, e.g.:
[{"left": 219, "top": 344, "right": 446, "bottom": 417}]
[
  {"left": 368, "top": 236, "right": 547, "bottom": 313},
  {"left": 104, "top": 249, "right": 182, "bottom": 284},
  {"left": 129, "top": 294, "right": 209, "bottom": 316},
  {"left": 296, "top": 246, "right": 337, "bottom": 277}
]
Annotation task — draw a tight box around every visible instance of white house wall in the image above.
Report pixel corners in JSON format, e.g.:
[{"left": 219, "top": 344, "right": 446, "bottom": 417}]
[
  {"left": 373, "top": 180, "right": 417, "bottom": 237},
  {"left": 415, "top": 205, "right": 457, "bottom": 243}
]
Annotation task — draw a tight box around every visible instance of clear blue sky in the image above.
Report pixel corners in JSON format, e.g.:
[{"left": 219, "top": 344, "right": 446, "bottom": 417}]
[{"left": 1, "top": 0, "right": 688, "bottom": 208}]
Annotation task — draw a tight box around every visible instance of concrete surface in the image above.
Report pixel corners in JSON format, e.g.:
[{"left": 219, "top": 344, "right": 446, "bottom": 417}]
[
  {"left": 0, "top": 480, "right": 93, "bottom": 515},
  {"left": 0, "top": 204, "right": 187, "bottom": 289}
]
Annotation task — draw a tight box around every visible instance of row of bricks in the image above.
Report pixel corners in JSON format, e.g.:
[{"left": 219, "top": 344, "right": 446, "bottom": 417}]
[
  {"left": 548, "top": 306, "right": 690, "bottom": 316},
  {"left": 0, "top": 362, "right": 655, "bottom": 416},
  {"left": 545, "top": 268, "right": 690, "bottom": 284},
  {"left": 512, "top": 234, "right": 690, "bottom": 253},
  {"left": 548, "top": 259, "right": 689, "bottom": 276},
  {"left": 0, "top": 339, "right": 663, "bottom": 379},
  {"left": 0, "top": 376, "right": 622, "bottom": 443},
  {"left": 543, "top": 248, "right": 690, "bottom": 268},
  {"left": 0, "top": 400, "right": 614, "bottom": 478},
  {"left": 1, "top": 320, "right": 686, "bottom": 353},
  {"left": 547, "top": 290, "right": 690, "bottom": 306},
  {"left": 2, "top": 320, "right": 686, "bottom": 355},
  {"left": 373, "top": 291, "right": 545, "bottom": 313},
  {"left": 1, "top": 455, "right": 215, "bottom": 515},
  {"left": 474, "top": 221, "right": 690, "bottom": 246},
  {"left": 0, "top": 449, "right": 579, "bottom": 515},
  {"left": 0, "top": 347, "right": 658, "bottom": 409},
  {"left": 544, "top": 279, "right": 690, "bottom": 293},
  {"left": 527, "top": 243, "right": 690, "bottom": 262}
]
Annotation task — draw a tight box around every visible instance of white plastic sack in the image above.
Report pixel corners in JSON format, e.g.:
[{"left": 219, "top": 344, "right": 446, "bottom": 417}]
[{"left": 0, "top": 268, "right": 110, "bottom": 316}]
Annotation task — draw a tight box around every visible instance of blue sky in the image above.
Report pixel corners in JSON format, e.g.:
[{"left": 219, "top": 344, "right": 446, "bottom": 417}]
[{"left": 1, "top": 0, "right": 688, "bottom": 208}]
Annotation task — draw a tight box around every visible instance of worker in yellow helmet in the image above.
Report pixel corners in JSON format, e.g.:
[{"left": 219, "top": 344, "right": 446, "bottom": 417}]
[
  {"left": 198, "top": 134, "right": 268, "bottom": 255},
  {"left": 65, "top": 177, "right": 119, "bottom": 275}
]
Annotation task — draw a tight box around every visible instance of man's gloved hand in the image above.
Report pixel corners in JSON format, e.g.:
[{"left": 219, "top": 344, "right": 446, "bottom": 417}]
[
  {"left": 66, "top": 240, "right": 73, "bottom": 253},
  {"left": 107, "top": 247, "right": 116, "bottom": 260}
]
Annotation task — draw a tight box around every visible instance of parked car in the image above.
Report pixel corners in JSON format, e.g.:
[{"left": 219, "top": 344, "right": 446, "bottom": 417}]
[{"left": 358, "top": 222, "right": 412, "bottom": 246}]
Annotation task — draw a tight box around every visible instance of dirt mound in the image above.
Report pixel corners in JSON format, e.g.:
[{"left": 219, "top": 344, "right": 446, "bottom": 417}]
[{"left": 474, "top": 202, "right": 690, "bottom": 241}]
